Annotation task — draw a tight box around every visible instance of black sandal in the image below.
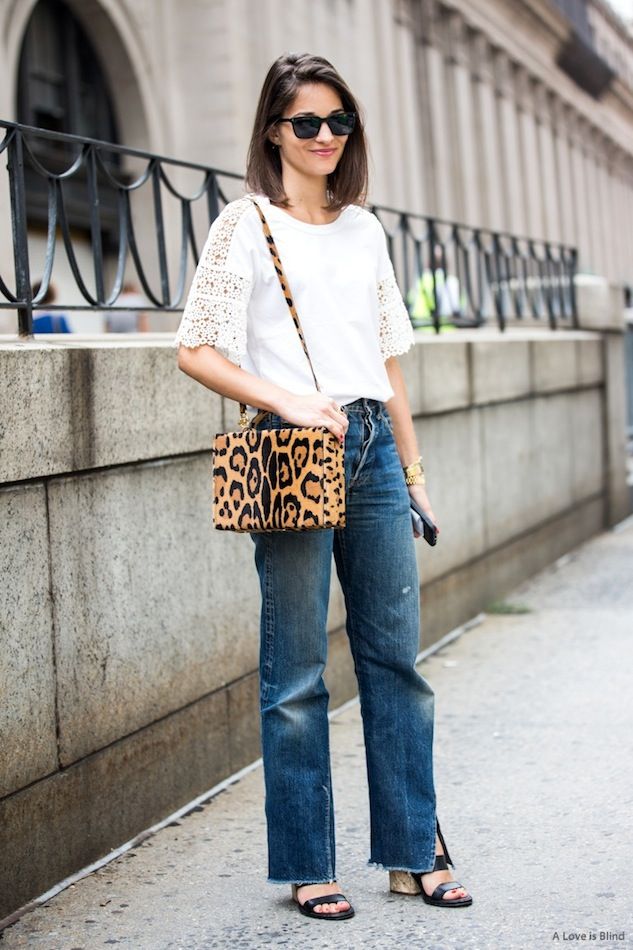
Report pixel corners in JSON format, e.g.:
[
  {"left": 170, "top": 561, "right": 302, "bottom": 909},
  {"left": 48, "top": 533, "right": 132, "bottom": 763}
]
[
  {"left": 291, "top": 883, "right": 355, "bottom": 920},
  {"left": 389, "top": 820, "right": 473, "bottom": 908}
]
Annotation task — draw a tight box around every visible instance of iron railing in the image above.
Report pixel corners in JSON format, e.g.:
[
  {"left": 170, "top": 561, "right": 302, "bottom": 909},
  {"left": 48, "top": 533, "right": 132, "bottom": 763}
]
[{"left": 0, "top": 120, "right": 578, "bottom": 334}]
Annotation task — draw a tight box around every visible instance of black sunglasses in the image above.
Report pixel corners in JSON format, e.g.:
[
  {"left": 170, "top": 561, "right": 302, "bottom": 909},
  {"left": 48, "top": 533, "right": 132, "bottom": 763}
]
[{"left": 276, "top": 111, "right": 357, "bottom": 140}]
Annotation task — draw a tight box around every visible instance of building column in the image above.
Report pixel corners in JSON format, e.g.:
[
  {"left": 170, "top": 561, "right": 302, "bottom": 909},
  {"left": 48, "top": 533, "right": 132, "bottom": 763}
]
[
  {"left": 534, "top": 82, "right": 562, "bottom": 244},
  {"left": 415, "top": 0, "right": 453, "bottom": 220},
  {"left": 620, "top": 160, "right": 633, "bottom": 285},
  {"left": 444, "top": 10, "right": 481, "bottom": 226},
  {"left": 583, "top": 134, "right": 606, "bottom": 277},
  {"left": 597, "top": 139, "right": 621, "bottom": 284},
  {"left": 568, "top": 112, "right": 592, "bottom": 273},
  {"left": 551, "top": 98, "right": 576, "bottom": 249},
  {"left": 370, "top": 0, "right": 408, "bottom": 208},
  {"left": 471, "top": 32, "right": 504, "bottom": 232},
  {"left": 392, "top": 0, "right": 428, "bottom": 214},
  {"left": 493, "top": 49, "right": 525, "bottom": 236},
  {"left": 515, "top": 66, "right": 544, "bottom": 239}
]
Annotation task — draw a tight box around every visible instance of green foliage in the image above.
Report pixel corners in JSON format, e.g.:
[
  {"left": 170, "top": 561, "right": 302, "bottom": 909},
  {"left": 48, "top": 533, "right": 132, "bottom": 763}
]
[{"left": 486, "top": 600, "right": 532, "bottom": 615}]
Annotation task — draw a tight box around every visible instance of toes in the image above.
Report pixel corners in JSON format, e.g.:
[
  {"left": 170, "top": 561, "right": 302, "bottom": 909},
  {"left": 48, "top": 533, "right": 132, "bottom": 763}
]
[
  {"left": 444, "top": 887, "right": 468, "bottom": 901},
  {"left": 316, "top": 900, "right": 349, "bottom": 914}
]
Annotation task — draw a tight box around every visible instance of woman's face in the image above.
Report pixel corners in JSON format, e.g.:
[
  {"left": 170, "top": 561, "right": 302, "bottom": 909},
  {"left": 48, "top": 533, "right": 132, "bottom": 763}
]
[{"left": 270, "top": 82, "right": 349, "bottom": 182}]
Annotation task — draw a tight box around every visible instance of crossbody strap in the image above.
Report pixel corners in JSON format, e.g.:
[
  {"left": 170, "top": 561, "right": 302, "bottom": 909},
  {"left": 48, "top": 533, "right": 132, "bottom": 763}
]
[{"left": 238, "top": 198, "right": 321, "bottom": 426}]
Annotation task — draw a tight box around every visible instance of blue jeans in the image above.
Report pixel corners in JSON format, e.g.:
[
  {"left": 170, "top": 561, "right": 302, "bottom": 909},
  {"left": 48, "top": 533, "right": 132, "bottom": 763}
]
[{"left": 251, "top": 398, "right": 437, "bottom": 883}]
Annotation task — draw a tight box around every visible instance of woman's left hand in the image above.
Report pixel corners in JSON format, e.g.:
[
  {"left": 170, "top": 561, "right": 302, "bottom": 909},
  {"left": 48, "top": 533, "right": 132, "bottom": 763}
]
[{"left": 408, "top": 484, "right": 439, "bottom": 539}]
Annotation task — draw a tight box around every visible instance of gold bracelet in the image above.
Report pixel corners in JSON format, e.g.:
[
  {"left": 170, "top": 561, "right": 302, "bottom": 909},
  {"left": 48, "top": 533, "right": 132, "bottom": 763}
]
[
  {"left": 403, "top": 456, "right": 424, "bottom": 477},
  {"left": 403, "top": 456, "right": 426, "bottom": 486},
  {"left": 405, "top": 471, "right": 426, "bottom": 486}
]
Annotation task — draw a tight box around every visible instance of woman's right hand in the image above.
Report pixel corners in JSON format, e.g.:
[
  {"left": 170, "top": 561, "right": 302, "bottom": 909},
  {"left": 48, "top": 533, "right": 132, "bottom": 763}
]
[
  {"left": 278, "top": 393, "right": 349, "bottom": 442},
  {"left": 176, "top": 345, "right": 348, "bottom": 441}
]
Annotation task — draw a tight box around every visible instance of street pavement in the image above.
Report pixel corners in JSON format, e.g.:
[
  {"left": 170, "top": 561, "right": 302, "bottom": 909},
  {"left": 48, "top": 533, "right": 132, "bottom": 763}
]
[{"left": 2, "top": 521, "right": 632, "bottom": 950}]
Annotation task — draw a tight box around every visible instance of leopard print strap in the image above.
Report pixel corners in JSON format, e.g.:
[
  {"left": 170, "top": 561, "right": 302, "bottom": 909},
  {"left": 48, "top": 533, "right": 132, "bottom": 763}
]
[
  {"left": 238, "top": 198, "right": 322, "bottom": 423},
  {"left": 249, "top": 198, "right": 321, "bottom": 392}
]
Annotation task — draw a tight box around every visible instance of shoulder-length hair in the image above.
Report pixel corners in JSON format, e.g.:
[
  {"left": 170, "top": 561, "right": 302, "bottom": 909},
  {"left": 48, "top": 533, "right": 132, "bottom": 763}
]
[{"left": 245, "top": 53, "right": 368, "bottom": 211}]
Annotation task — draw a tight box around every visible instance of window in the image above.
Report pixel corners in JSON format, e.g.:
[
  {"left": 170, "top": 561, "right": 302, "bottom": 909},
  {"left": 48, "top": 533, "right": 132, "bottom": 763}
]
[
  {"left": 16, "top": 0, "right": 121, "bottom": 242},
  {"left": 17, "top": 0, "right": 118, "bottom": 142}
]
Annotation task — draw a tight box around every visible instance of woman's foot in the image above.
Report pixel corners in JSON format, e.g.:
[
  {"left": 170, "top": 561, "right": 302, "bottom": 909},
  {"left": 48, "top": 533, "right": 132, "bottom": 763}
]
[
  {"left": 389, "top": 822, "right": 472, "bottom": 907},
  {"left": 293, "top": 882, "right": 351, "bottom": 915},
  {"left": 419, "top": 833, "right": 470, "bottom": 903}
]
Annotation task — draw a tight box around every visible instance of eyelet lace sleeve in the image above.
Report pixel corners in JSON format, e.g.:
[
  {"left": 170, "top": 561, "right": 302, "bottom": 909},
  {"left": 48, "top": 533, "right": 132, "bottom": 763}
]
[
  {"left": 378, "top": 272, "right": 415, "bottom": 360},
  {"left": 174, "top": 197, "right": 254, "bottom": 362}
]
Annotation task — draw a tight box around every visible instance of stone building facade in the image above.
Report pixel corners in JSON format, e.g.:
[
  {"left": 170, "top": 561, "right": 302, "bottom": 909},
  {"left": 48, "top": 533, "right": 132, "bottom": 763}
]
[{"left": 1, "top": 0, "right": 632, "bottom": 307}]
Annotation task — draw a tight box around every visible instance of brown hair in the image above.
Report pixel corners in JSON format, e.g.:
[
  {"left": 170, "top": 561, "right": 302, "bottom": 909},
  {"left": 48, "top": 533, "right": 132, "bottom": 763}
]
[{"left": 245, "top": 53, "right": 368, "bottom": 211}]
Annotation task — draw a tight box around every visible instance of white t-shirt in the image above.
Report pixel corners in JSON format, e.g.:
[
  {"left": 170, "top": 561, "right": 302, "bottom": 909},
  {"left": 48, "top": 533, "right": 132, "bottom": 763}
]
[{"left": 174, "top": 194, "right": 414, "bottom": 407}]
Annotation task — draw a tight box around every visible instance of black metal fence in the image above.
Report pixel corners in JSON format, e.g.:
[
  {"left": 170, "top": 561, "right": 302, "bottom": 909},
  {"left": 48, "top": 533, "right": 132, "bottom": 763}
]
[{"left": 0, "top": 120, "right": 578, "bottom": 335}]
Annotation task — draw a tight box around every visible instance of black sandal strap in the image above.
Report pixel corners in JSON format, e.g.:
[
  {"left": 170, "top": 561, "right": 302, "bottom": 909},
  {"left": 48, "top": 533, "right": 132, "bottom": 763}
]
[
  {"left": 301, "top": 894, "right": 348, "bottom": 911},
  {"left": 430, "top": 881, "right": 464, "bottom": 901},
  {"left": 433, "top": 853, "right": 449, "bottom": 872},
  {"left": 436, "top": 819, "right": 454, "bottom": 867}
]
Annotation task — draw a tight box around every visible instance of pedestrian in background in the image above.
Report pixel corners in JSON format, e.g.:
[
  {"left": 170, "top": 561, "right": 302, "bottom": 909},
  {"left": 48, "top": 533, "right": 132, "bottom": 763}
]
[
  {"left": 407, "top": 244, "right": 462, "bottom": 330},
  {"left": 175, "top": 52, "right": 472, "bottom": 922},
  {"left": 105, "top": 281, "right": 149, "bottom": 332},
  {"left": 31, "top": 281, "right": 71, "bottom": 333}
]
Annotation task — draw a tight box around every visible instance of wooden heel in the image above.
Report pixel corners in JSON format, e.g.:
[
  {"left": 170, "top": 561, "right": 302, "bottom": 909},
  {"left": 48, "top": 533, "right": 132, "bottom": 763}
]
[{"left": 389, "top": 870, "right": 422, "bottom": 895}]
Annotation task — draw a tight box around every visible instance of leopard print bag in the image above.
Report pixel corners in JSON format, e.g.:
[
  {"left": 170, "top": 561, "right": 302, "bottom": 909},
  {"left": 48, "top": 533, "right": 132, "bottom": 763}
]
[{"left": 212, "top": 199, "right": 346, "bottom": 533}]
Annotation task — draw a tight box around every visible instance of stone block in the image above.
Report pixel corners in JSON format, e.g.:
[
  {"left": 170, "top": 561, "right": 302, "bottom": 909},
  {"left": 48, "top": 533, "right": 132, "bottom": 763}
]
[
  {"left": 0, "top": 485, "right": 58, "bottom": 798},
  {"left": 480, "top": 400, "right": 539, "bottom": 549},
  {"left": 0, "top": 686, "right": 230, "bottom": 921},
  {"left": 415, "top": 338, "right": 470, "bottom": 414},
  {"left": 328, "top": 556, "right": 347, "bottom": 633},
  {"left": 323, "top": 626, "right": 357, "bottom": 712},
  {"left": 471, "top": 338, "right": 531, "bottom": 404},
  {"left": 48, "top": 454, "right": 261, "bottom": 765},
  {"left": 531, "top": 338, "right": 578, "bottom": 393},
  {"left": 421, "top": 496, "right": 605, "bottom": 646},
  {"left": 412, "top": 409, "right": 485, "bottom": 584},
  {"left": 569, "top": 389, "right": 605, "bottom": 503},
  {"left": 398, "top": 341, "right": 424, "bottom": 416},
  {"left": 0, "top": 340, "right": 221, "bottom": 483},
  {"left": 603, "top": 334, "right": 632, "bottom": 524},
  {"left": 227, "top": 673, "right": 261, "bottom": 774},
  {"left": 0, "top": 344, "right": 73, "bottom": 484},
  {"left": 532, "top": 395, "right": 574, "bottom": 522},
  {"left": 575, "top": 276, "right": 625, "bottom": 332},
  {"left": 576, "top": 338, "right": 603, "bottom": 387}
]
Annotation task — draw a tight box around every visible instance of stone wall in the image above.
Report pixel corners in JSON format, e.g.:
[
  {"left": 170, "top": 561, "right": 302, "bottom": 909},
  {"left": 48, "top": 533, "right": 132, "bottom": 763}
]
[{"left": 1, "top": 328, "right": 628, "bottom": 919}]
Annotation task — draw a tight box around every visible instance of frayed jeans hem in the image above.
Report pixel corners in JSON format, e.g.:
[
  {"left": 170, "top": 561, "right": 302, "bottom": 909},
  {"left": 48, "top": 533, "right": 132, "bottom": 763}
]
[
  {"left": 367, "top": 859, "right": 436, "bottom": 874},
  {"left": 268, "top": 876, "right": 337, "bottom": 885}
]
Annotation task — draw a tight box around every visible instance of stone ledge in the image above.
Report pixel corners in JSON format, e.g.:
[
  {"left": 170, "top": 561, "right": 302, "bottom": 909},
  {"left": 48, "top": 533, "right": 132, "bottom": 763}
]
[
  {"left": 0, "top": 340, "right": 221, "bottom": 484},
  {"left": 1, "top": 332, "right": 604, "bottom": 486}
]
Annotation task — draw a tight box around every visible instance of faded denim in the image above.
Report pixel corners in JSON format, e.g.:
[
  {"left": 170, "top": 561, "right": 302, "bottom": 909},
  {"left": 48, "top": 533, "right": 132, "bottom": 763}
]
[{"left": 251, "top": 398, "right": 437, "bottom": 883}]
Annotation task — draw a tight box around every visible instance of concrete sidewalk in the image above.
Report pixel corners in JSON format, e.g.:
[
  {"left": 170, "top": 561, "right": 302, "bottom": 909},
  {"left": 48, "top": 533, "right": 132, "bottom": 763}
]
[{"left": 3, "top": 522, "right": 632, "bottom": 950}]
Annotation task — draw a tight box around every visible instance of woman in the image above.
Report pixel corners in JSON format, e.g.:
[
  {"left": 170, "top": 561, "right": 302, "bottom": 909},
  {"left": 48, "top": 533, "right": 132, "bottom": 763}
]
[{"left": 175, "top": 52, "right": 472, "bottom": 921}]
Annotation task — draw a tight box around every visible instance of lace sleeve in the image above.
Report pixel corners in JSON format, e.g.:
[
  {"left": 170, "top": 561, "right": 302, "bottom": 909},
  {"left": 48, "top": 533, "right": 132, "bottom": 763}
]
[
  {"left": 174, "top": 197, "right": 253, "bottom": 363},
  {"left": 378, "top": 272, "right": 415, "bottom": 360}
]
